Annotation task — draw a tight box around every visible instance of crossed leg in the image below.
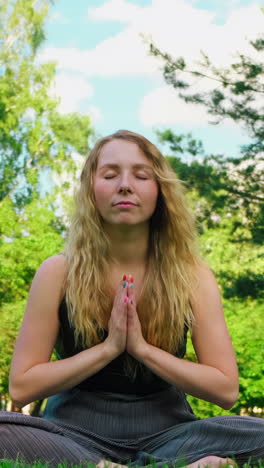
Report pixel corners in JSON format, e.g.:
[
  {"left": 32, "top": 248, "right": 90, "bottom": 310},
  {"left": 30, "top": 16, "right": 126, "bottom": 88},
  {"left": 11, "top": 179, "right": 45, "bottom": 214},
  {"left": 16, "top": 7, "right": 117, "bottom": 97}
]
[{"left": 0, "top": 423, "right": 100, "bottom": 468}]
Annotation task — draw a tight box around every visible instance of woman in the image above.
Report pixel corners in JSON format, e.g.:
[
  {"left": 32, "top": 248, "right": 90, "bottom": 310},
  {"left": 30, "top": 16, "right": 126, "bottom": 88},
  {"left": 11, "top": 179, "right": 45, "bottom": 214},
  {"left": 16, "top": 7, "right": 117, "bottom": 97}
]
[{"left": 2, "top": 130, "right": 264, "bottom": 468}]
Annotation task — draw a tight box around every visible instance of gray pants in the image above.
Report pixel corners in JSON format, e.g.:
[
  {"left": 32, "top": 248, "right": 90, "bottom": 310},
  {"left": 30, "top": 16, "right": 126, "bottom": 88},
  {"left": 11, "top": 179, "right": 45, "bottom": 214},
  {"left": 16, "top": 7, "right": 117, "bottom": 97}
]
[{"left": 0, "top": 387, "right": 264, "bottom": 468}]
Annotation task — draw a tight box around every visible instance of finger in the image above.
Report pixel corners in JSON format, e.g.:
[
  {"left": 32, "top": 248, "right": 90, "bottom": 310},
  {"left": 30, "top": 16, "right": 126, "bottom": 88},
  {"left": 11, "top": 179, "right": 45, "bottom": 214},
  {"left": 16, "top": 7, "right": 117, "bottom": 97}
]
[
  {"left": 122, "top": 276, "right": 129, "bottom": 308},
  {"left": 127, "top": 294, "right": 134, "bottom": 306},
  {"left": 127, "top": 296, "right": 137, "bottom": 320},
  {"left": 111, "top": 279, "right": 128, "bottom": 314},
  {"left": 115, "top": 276, "right": 128, "bottom": 304},
  {"left": 126, "top": 288, "right": 134, "bottom": 305},
  {"left": 126, "top": 275, "right": 134, "bottom": 300},
  {"left": 127, "top": 306, "right": 134, "bottom": 324},
  {"left": 121, "top": 275, "right": 129, "bottom": 292}
]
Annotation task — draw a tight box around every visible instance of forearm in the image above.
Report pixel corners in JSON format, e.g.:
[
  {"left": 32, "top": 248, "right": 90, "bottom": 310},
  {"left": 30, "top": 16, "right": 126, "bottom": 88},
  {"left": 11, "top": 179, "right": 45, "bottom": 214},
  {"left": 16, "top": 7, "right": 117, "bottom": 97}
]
[
  {"left": 140, "top": 344, "right": 238, "bottom": 409},
  {"left": 10, "top": 342, "right": 115, "bottom": 408}
]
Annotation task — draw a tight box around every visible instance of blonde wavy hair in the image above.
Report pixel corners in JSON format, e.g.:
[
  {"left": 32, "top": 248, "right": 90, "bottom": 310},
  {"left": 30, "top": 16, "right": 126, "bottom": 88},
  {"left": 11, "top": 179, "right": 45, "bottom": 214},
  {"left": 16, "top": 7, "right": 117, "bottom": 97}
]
[{"left": 64, "top": 129, "right": 201, "bottom": 375}]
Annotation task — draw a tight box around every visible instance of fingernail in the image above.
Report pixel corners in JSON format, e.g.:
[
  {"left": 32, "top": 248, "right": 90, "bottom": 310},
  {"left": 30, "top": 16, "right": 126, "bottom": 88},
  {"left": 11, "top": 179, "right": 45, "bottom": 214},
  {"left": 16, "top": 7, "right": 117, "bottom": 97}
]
[
  {"left": 123, "top": 274, "right": 127, "bottom": 281},
  {"left": 124, "top": 296, "right": 129, "bottom": 303},
  {"left": 123, "top": 281, "right": 127, "bottom": 287},
  {"left": 130, "top": 283, "right": 134, "bottom": 289},
  {"left": 130, "top": 276, "right": 134, "bottom": 283},
  {"left": 130, "top": 299, "right": 134, "bottom": 305}
]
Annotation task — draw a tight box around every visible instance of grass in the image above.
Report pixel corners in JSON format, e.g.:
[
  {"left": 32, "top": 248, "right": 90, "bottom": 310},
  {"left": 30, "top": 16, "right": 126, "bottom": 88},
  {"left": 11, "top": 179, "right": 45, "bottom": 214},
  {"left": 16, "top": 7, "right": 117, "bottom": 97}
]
[{"left": 0, "top": 458, "right": 263, "bottom": 468}]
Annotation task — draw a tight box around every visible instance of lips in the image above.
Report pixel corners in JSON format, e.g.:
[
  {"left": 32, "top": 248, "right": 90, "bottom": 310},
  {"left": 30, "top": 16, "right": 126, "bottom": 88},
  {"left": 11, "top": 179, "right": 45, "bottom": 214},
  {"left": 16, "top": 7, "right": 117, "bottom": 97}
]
[{"left": 115, "top": 201, "right": 136, "bottom": 206}]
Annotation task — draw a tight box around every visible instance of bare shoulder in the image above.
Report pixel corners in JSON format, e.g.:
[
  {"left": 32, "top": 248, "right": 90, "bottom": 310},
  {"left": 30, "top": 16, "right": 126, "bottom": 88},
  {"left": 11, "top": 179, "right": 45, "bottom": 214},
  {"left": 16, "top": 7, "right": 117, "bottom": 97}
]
[
  {"left": 192, "top": 261, "right": 220, "bottom": 309},
  {"left": 194, "top": 260, "right": 216, "bottom": 281},
  {"left": 23, "top": 253, "right": 68, "bottom": 317},
  {"left": 38, "top": 253, "right": 67, "bottom": 274},
  {"left": 34, "top": 254, "right": 67, "bottom": 298}
]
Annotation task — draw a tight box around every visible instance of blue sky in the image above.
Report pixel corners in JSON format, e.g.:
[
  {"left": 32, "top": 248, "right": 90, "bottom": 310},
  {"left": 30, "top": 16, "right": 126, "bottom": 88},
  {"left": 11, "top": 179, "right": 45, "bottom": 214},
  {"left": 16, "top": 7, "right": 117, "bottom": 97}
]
[{"left": 39, "top": 0, "right": 263, "bottom": 158}]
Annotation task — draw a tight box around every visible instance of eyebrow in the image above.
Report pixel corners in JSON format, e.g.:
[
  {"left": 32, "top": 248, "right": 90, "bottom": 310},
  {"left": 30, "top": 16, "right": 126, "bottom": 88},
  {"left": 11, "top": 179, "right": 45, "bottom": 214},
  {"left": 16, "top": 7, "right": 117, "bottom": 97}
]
[{"left": 98, "top": 163, "right": 153, "bottom": 172}]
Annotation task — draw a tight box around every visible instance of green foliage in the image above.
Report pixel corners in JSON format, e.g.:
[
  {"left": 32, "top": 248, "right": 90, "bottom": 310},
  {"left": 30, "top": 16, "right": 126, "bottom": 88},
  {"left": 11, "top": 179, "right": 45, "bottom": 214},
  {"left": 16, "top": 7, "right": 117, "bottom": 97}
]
[
  {"left": 199, "top": 221, "right": 264, "bottom": 298},
  {"left": 226, "top": 300, "right": 264, "bottom": 412},
  {"left": 149, "top": 34, "right": 264, "bottom": 244},
  {"left": 0, "top": 0, "right": 94, "bottom": 402},
  {"left": 0, "top": 301, "right": 26, "bottom": 400},
  {"left": 0, "top": 195, "right": 66, "bottom": 399},
  {"left": 186, "top": 299, "right": 264, "bottom": 418},
  {"left": 200, "top": 223, "right": 263, "bottom": 415},
  {"left": 148, "top": 38, "right": 264, "bottom": 150},
  {"left": 160, "top": 129, "right": 263, "bottom": 414},
  {"left": 0, "top": 196, "right": 65, "bottom": 305},
  {"left": 0, "top": 0, "right": 93, "bottom": 206},
  {"left": 181, "top": 187, "right": 264, "bottom": 416},
  {"left": 162, "top": 136, "right": 263, "bottom": 242}
]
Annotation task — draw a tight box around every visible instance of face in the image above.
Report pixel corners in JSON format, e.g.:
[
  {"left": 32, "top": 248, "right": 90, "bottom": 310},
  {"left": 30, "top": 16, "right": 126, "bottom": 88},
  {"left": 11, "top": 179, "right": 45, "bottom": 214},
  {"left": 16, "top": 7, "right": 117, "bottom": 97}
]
[{"left": 93, "top": 139, "right": 159, "bottom": 227}]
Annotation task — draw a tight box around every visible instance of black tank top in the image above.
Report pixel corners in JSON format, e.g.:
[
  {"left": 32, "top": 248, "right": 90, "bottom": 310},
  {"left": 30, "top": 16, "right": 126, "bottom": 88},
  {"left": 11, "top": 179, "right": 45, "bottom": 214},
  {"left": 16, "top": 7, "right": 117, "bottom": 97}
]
[{"left": 54, "top": 297, "right": 188, "bottom": 395}]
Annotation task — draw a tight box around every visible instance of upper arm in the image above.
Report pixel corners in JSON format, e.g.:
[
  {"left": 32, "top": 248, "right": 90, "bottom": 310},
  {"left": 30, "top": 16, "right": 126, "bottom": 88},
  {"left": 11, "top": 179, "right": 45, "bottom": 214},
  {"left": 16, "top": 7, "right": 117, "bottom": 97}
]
[
  {"left": 190, "top": 263, "right": 238, "bottom": 383},
  {"left": 9, "top": 254, "right": 67, "bottom": 394}
]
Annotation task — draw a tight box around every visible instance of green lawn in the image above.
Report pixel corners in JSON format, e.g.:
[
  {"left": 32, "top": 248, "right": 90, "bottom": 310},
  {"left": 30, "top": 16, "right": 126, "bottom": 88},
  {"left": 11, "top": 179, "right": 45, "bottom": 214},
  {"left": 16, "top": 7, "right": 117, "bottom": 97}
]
[{"left": 0, "top": 459, "right": 263, "bottom": 468}]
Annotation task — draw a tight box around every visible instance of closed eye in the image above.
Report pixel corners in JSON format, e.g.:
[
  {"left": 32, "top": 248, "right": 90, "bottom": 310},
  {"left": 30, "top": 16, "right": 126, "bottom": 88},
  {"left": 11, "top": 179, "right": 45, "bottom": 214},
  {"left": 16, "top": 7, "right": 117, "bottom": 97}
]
[{"left": 104, "top": 176, "right": 148, "bottom": 180}]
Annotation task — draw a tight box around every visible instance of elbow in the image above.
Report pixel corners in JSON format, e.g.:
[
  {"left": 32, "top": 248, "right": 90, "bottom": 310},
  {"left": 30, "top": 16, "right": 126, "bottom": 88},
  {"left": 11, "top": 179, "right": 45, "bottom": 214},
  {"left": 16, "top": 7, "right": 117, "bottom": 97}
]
[
  {"left": 9, "top": 384, "right": 28, "bottom": 410},
  {"left": 9, "top": 394, "right": 26, "bottom": 410},
  {"left": 218, "top": 387, "right": 239, "bottom": 410},
  {"left": 220, "top": 399, "right": 236, "bottom": 411},
  {"left": 11, "top": 399, "right": 25, "bottom": 410}
]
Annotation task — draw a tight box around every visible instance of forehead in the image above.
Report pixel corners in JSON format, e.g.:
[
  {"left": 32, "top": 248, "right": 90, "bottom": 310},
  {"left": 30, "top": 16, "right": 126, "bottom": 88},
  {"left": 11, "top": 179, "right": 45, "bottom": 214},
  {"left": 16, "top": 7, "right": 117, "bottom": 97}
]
[{"left": 97, "top": 139, "right": 151, "bottom": 167}]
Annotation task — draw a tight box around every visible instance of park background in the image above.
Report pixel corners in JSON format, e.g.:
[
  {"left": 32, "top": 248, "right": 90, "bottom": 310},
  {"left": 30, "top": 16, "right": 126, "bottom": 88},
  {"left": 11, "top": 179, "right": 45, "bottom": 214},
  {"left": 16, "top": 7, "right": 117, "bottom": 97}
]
[{"left": 0, "top": 0, "right": 263, "bottom": 418}]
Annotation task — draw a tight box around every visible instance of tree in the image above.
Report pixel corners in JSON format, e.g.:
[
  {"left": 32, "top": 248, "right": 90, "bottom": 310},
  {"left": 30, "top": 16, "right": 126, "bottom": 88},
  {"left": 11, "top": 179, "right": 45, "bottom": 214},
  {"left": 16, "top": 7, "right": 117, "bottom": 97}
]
[
  {"left": 147, "top": 36, "right": 264, "bottom": 243},
  {"left": 0, "top": 0, "right": 93, "bottom": 207},
  {"left": 145, "top": 34, "right": 264, "bottom": 415},
  {"left": 148, "top": 37, "right": 264, "bottom": 154},
  {"left": 0, "top": 0, "right": 93, "bottom": 409}
]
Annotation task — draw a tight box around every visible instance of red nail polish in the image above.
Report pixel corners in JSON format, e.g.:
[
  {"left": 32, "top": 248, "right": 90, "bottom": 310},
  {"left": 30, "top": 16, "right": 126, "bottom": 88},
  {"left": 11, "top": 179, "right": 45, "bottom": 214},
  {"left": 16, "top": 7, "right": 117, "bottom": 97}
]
[
  {"left": 123, "top": 274, "right": 127, "bottom": 281},
  {"left": 130, "top": 276, "right": 134, "bottom": 283},
  {"left": 124, "top": 296, "right": 129, "bottom": 303}
]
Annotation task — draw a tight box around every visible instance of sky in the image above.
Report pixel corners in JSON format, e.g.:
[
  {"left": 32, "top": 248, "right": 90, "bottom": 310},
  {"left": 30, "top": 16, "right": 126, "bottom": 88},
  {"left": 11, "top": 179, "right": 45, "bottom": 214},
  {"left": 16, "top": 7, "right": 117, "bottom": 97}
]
[{"left": 38, "top": 0, "right": 263, "bottom": 158}]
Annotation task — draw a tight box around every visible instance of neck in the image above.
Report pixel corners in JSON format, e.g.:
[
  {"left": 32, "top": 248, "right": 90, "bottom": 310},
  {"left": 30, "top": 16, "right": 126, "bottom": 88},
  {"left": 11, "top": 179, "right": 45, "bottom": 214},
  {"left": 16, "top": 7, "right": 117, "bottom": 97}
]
[{"left": 103, "top": 222, "right": 150, "bottom": 267}]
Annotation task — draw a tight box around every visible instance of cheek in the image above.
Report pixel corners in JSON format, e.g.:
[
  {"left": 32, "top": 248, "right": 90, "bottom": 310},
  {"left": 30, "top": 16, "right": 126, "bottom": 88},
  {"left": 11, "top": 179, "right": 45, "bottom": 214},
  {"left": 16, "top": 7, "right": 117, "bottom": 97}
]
[
  {"left": 93, "top": 180, "right": 110, "bottom": 204},
  {"left": 145, "top": 183, "right": 159, "bottom": 207}
]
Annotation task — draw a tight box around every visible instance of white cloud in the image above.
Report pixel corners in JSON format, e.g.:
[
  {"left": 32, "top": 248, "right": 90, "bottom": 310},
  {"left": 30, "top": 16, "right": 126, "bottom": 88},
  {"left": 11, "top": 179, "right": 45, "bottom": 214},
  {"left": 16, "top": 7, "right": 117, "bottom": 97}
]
[
  {"left": 38, "top": 0, "right": 263, "bottom": 127},
  {"left": 139, "top": 82, "right": 248, "bottom": 129},
  {"left": 87, "top": 106, "right": 104, "bottom": 124},
  {"left": 50, "top": 73, "right": 94, "bottom": 113},
  {"left": 39, "top": 1, "right": 262, "bottom": 77},
  {"left": 38, "top": 33, "right": 158, "bottom": 77},
  {"left": 139, "top": 85, "right": 210, "bottom": 126},
  {"left": 88, "top": 0, "right": 143, "bottom": 23}
]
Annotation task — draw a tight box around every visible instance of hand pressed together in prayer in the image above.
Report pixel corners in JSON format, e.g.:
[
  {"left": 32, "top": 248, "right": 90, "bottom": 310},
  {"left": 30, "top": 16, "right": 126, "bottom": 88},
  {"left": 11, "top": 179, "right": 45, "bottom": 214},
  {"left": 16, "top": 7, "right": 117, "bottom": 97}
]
[
  {"left": 125, "top": 275, "right": 147, "bottom": 360},
  {"left": 105, "top": 274, "right": 147, "bottom": 360}
]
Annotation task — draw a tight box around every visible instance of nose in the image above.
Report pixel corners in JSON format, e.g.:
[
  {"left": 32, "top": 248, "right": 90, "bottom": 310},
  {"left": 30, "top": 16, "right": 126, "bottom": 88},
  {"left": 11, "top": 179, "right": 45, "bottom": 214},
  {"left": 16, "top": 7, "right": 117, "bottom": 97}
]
[{"left": 118, "top": 172, "right": 132, "bottom": 192}]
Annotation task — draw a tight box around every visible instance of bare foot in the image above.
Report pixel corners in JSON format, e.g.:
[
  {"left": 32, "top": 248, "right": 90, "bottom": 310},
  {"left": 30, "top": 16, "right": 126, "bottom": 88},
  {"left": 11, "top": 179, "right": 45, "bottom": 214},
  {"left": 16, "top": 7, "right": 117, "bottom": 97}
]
[
  {"left": 186, "top": 455, "right": 236, "bottom": 468},
  {"left": 96, "top": 460, "right": 129, "bottom": 468}
]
